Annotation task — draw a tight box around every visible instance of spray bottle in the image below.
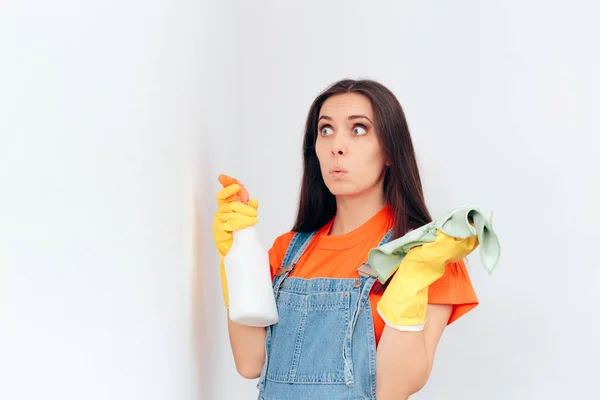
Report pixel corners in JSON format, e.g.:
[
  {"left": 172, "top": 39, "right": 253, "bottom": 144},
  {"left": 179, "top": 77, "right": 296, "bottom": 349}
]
[{"left": 219, "top": 174, "right": 279, "bottom": 327}]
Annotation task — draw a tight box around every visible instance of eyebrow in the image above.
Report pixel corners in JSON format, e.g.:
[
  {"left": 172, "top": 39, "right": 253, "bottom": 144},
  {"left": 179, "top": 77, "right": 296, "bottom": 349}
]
[{"left": 318, "top": 115, "right": 374, "bottom": 124}]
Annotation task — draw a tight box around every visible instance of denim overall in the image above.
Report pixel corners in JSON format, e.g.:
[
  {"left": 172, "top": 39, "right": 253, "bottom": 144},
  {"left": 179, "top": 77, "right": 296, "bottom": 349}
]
[{"left": 257, "top": 229, "right": 393, "bottom": 399}]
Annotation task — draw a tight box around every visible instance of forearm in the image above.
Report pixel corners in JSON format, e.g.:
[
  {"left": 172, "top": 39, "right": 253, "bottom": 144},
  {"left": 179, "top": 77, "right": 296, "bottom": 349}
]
[
  {"left": 227, "top": 310, "right": 267, "bottom": 379},
  {"left": 375, "top": 327, "right": 430, "bottom": 399},
  {"left": 375, "top": 304, "right": 452, "bottom": 398}
]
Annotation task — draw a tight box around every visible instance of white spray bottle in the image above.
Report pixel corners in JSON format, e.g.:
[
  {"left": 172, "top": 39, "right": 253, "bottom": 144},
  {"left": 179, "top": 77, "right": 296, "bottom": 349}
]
[{"left": 220, "top": 175, "right": 279, "bottom": 327}]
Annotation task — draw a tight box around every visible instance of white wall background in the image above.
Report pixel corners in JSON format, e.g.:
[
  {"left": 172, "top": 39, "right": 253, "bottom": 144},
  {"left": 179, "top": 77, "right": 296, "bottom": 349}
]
[
  {"left": 0, "top": 0, "right": 233, "bottom": 399},
  {"left": 1, "top": 1, "right": 598, "bottom": 399}
]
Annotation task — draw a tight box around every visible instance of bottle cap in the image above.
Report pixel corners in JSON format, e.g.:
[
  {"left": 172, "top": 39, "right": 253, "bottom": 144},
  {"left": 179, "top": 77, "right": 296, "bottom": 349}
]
[{"left": 218, "top": 174, "right": 250, "bottom": 204}]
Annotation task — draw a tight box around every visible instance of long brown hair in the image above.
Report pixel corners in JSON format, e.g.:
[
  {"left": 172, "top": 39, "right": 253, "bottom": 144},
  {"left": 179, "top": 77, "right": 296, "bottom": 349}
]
[{"left": 292, "top": 79, "right": 432, "bottom": 240}]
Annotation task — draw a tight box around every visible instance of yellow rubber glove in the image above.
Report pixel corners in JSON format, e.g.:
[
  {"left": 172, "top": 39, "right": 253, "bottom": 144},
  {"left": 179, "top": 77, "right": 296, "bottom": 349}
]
[
  {"left": 212, "top": 175, "right": 259, "bottom": 307},
  {"left": 377, "top": 230, "right": 479, "bottom": 331}
]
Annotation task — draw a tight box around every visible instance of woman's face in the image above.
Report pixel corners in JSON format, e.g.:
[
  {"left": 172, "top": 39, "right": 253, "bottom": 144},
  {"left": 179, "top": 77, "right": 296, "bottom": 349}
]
[{"left": 315, "top": 92, "right": 387, "bottom": 198}]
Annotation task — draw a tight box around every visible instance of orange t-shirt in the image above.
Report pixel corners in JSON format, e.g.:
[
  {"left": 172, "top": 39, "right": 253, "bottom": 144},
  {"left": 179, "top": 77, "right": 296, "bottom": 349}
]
[{"left": 268, "top": 206, "right": 479, "bottom": 346}]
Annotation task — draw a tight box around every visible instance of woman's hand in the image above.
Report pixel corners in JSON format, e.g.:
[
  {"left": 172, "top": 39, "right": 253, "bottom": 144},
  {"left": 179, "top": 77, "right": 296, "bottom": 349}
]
[
  {"left": 376, "top": 230, "right": 478, "bottom": 331},
  {"left": 212, "top": 180, "right": 259, "bottom": 307}
]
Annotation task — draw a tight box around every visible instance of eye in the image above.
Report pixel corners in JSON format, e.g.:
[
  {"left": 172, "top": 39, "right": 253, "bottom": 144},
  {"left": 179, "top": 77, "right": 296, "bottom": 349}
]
[
  {"left": 352, "top": 124, "right": 367, "bottom": 136},
  {"left": 320, "top": 125, "right": 334, "bottom": 136}
]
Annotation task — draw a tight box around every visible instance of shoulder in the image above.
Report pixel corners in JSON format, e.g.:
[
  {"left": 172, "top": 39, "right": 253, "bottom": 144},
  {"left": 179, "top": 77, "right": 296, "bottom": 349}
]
[
  {"left": 270, "top": 231, "right": 296, "bottom": 254},
  {"left": 268, "top": 231, "right": 297, "bottom": 275}
]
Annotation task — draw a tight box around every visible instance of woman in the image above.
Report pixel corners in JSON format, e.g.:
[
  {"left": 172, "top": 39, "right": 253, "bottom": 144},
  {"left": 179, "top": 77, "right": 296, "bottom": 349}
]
[{"left": 212, "top": 79, "right": 479, "bottom": 399}]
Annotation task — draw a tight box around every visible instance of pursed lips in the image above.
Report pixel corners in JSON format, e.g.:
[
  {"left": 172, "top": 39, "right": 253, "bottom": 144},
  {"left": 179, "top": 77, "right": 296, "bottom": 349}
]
[{"left": 330, "top": 167, "right": 347, "bottom": 177}]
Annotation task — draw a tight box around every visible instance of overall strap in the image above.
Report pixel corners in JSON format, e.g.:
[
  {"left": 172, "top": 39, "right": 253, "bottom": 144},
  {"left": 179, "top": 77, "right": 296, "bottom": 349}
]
[
  {"left": 344, "top": 227, "right": 395, "bottom": 384},
  {"left": 258, "top": 230, "right": 319, "bottom": 393},
  {"left": 272, "top": 231, "right": 317, "bottom": 294},
  {"left": 377, "top": 228, "right": 394, "bottom": 248},
  {"left": 357, "top": 228, "right": 394, "bottom": 278}
]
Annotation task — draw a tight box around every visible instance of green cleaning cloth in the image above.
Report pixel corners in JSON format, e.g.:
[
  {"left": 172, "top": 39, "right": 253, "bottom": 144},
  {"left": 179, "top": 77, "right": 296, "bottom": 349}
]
[{"left": 368, "top": 205, "right": 501, "bottom": 284}]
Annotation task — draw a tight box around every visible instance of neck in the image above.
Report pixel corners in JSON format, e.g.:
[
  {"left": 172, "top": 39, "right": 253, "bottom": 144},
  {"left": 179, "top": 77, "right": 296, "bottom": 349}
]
[{"left": 329, "top": 187, "right": 387, "bottom": 236}]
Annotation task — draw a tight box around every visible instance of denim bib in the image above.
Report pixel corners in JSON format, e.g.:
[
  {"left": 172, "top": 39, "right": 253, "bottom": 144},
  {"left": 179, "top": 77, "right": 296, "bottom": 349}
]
[{"left": 257, "top": 229, "right": 393, "bottom": 399}]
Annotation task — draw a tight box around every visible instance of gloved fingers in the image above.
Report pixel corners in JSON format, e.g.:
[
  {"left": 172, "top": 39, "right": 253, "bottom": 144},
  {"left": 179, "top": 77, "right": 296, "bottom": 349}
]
[
  {"left": 218, "top": 201, "right": 258, "bottom": 217},
  {"left": 212, "top": 220, "right": 231, "bottom": 244},
  {"left": 216, "top": 184, "right": 241, "bottom": 204},
  {"left": 224, "top": 219, "right": 257, "bottom": 232},
  {"left": 212, "top": 223, "right": 232, "bottom": 241},
  {"left": 435, "top": 230, "right": 477, "bottom": 242},
  {"left": 431, "top": 230, "right": 479, "bottom": 262},
  {"left": 461, "top": 235, "right": 479, "bottom": 248},
  {"left": 438, "top": 230, "right": 479, "bottom": 247},
  {"left": 217, "top": 213, "right": 258, "bottom": 231},
  {"left": 248, "top": 198, "right": 259, "bottom": 211}
]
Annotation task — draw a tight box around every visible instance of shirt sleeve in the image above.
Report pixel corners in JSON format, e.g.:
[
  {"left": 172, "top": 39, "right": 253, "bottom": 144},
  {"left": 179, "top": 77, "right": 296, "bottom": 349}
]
[
  {"left": 268, "top": 232, "right": 295, "bottom": 280},
  {"left": 428, "top": 259, "right": 479, "bottom": 325}
]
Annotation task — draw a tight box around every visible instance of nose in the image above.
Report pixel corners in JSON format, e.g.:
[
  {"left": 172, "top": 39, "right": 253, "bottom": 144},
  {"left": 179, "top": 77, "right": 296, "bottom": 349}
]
[{"left": 331, "top": 136, "right": 346, "bottom": 156}]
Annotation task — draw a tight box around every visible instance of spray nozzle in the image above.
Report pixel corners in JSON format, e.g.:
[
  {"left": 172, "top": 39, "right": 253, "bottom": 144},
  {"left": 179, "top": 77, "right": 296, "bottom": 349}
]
[{"left": 218, "top": 174, "right": 250, "bottom": 204}]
